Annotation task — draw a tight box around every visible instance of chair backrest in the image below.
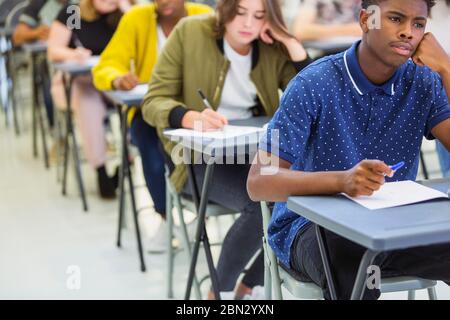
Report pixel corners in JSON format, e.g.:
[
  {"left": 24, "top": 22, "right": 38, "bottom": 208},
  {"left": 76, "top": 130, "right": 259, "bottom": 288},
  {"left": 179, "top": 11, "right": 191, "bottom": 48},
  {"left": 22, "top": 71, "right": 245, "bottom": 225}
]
[
  {"left": 261, "top": 201, "right": 324, "bottom": 300},
  {"left": 260, "top": 201, "right": 284, "bottom": 299},
  {"left": 5, "top": 0, "right": 29, "bottom": 31},
  {"left": 0, "top": 0, "right": 27, "bottom": 27}
]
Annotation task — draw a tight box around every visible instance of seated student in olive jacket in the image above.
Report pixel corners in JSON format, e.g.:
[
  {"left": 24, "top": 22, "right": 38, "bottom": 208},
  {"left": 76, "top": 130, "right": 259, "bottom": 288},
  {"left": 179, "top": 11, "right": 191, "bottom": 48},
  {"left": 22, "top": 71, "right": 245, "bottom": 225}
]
[{"left": 142, "top": 0, "right": 310, "bottom": 299}]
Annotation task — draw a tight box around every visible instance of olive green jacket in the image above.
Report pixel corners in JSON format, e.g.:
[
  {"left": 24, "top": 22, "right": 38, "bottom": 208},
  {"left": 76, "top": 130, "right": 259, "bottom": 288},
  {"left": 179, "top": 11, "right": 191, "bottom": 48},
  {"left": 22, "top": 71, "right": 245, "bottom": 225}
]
[{"left": 142, "top": 14, "right": 298, "bottom": 191}]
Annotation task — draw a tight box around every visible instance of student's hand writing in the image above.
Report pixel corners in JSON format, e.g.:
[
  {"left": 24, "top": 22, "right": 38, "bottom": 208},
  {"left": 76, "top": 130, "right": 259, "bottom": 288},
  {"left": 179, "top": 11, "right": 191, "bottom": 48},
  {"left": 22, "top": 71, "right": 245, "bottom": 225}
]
[
  {"left": 181, "top": 109, "right": 228, "bottom": 131},
  {"left": 71, "top": 47, "right": 92, "bottom": 63},
  {"left": 413, "top": 32, "right": 450, "bottom": 75},
  {"left": 112, "top": 73, "right": 139, "bottom": 91},
  {"left": 341, "top": 160, "right": 393, "bottom": 197}
]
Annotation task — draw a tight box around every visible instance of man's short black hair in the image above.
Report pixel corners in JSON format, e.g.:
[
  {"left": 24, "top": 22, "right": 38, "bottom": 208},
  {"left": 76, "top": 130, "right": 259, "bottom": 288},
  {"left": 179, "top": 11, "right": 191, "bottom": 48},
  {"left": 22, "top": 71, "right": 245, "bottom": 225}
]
[{"left": 361, "top": 0, "right": 436, "bottom": 14}]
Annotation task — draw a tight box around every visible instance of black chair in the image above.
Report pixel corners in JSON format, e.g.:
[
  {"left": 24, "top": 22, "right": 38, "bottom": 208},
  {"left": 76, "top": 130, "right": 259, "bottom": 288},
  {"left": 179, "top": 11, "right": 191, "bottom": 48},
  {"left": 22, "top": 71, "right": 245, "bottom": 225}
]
[{"left": 0, "top": 0, "right": 29, "bottom": 28}]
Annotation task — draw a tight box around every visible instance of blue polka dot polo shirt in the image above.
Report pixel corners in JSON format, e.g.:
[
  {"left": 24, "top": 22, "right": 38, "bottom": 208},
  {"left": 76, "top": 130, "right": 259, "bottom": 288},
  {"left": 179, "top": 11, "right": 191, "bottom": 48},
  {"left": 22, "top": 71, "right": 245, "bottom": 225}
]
[{"left": 259, "top": 40, "right": 450, "bottom": 267}]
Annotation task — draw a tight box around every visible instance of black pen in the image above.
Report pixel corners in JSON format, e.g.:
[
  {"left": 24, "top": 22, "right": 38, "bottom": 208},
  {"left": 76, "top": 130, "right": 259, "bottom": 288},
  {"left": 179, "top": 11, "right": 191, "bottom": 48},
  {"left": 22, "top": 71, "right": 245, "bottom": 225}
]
[{"left": 197, "top": 89, "right": 213, "bottom": 109}]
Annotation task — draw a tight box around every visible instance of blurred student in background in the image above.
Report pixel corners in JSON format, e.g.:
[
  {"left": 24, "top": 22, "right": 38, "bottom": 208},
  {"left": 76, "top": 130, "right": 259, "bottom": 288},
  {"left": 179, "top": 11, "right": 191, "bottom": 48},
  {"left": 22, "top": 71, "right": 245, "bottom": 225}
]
[
  {"left": 47, "top": 0, "right": 135, "bottom": 199},
  {"left": 13, "top": 0, "right": 74, "bottom": 152},
  {"left": 93, "top": 0, "right": 212, "bottom": 251},
  {"left": 292, "top": 0, "right": 361, "bottom": 41}
]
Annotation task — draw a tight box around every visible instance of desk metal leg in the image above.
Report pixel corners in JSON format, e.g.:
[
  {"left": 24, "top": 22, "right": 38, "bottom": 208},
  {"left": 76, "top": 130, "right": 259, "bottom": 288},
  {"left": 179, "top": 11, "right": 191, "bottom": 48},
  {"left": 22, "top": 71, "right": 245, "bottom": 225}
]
[
  {"left": 1, "top": 45, "right": 7, "bottom": 125},
  {"left": 62, "top": 96, "right": 70, "bottom": 196},
  {"left": 30, "top": 52, "right": 38, "bottom": 157},
  {"left": 316, "top": 225, "right": 380, "bottom": 300},
  {"left": 315, "top": 225, "right": 338, "bottom": 300},
  {"left": 350, "top": 249, "right": 379, "bottom": 300},
  {"left": 125, "top": 147, "right": 146, "bottom": 272},
  {"left": 61, "top": 75, "right": 88, "bottom": 212},
  {"left": 184, "top": 159, "right": 221, "bottom": 300},
  {"left": 70, "top": 109, "right": 88, "bottom": 212},
  {"left": 117, "top": 105, "right": 126, "bottom": 248},
  {"left": 34, "top": 55, "right": 49, "bottom": 168},
  {"left": 117, "top": 106, "right": 145, "bottom": 272},
  {"left": 30, "top": 52, "right": 49, "bottom": 167},
  {"left": 6, "top": 47, "right": 19, "bottom": 136}
]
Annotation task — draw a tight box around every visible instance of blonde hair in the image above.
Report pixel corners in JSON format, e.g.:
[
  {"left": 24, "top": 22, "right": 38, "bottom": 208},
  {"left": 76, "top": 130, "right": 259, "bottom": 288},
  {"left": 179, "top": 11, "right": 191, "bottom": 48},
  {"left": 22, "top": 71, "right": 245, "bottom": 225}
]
[
  {"left": 78, "top": 0, "right": 137, "bottom": 28},
  {"left": 79, "top": 0, "right": 98, "bottom": 22}
]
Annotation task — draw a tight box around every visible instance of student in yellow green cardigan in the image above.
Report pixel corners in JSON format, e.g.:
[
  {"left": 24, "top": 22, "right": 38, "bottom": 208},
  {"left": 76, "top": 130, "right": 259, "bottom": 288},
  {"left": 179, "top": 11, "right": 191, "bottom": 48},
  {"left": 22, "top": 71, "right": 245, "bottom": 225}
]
[{"left": 92, "top": 0, "right": 212, "bottom": 252}]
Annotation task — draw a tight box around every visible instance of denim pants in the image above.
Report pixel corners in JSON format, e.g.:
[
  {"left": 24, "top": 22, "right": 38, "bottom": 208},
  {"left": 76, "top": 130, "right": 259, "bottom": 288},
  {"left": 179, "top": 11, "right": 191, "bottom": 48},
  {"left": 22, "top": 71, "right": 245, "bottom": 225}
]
[{"left": 129, "top": 111, "right": 166, "bottom": 215}]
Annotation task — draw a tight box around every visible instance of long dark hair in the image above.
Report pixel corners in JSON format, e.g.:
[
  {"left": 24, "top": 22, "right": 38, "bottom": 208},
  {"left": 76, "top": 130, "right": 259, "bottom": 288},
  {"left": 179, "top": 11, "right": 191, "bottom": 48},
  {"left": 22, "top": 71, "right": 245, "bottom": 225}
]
[{"left": 215, "top": 0, "right": 292, "bottom": 40}]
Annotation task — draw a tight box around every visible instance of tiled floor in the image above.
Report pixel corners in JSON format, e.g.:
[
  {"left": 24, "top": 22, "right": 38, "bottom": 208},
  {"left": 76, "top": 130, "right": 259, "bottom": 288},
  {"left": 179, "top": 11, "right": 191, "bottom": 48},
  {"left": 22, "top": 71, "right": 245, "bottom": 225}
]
[{"left": 0, "top": 66, "right": 449, "bottom": 300}]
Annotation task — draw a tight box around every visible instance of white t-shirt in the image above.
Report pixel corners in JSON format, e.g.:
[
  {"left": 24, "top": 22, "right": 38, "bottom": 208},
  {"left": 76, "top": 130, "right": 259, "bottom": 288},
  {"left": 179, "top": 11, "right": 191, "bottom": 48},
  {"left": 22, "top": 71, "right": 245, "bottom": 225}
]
[
  {"left": 217, "top": 39, "right": 257, "bottom": 120},
  {"left": 157, "top": 24, "right": 168, "bottom": 54},
  {"left": 427, "top": 1, "right": 450, "bottom": 54}
]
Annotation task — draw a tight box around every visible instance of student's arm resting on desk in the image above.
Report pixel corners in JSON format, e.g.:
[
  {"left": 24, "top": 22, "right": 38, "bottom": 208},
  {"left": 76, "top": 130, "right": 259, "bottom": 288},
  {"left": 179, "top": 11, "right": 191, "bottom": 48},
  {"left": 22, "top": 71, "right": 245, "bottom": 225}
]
[
  {"left": 12, "top": 23, "right": 49, "bottom": 46},
  {"left": 247, "top": 151, "right": 391, "bottom": 202},
  {"left": 413, "top": 33, "right": 450, "bottom": 152},
  {"left": 12, "top": 0, "right": 48, "bottom": 46},
  {"left": 292, "top": 7, "right": 361, "bottom": 41},
  {"left": 47, "top": 21, "right": 92, "bottom": 63}
]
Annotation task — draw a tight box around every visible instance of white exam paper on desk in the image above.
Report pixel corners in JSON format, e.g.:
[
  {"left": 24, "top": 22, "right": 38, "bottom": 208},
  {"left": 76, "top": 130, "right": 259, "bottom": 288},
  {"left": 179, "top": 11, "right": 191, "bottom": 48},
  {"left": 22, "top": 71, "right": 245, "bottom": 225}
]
[
  {"left": 60, "top": 56, "right": 100, "bottom": 68},
  {"left": 115, "top": 84, "right": 148, "bottom": 96},
  {"left": 84, "top": 56, "right": 100, "bottom": 67},
  {"left": 343, "top": 180, "right": 449, "bottom": 210},
  {"left": 165, "top": 125, "right": 265, "bottom": 140}
]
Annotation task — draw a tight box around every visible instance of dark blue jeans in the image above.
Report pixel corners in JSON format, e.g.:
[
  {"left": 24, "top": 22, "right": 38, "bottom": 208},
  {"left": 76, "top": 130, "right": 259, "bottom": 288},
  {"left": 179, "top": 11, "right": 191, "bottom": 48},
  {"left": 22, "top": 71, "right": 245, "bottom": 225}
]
[{"left": 129, "top": 111, "right": 166, "bottom": 215}]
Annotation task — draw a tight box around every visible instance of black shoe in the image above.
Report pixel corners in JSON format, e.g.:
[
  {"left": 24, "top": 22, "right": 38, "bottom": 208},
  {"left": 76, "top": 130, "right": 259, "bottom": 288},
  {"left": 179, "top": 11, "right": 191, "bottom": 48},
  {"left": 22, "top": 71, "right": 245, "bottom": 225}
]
[{"left": 97, "top": 166, "right": 116, "bottom": 199}]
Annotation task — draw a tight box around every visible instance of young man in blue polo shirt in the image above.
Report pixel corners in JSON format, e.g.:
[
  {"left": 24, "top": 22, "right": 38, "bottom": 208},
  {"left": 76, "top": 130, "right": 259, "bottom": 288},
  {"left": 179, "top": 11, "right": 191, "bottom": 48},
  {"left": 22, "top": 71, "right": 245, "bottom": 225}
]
[{"left": 247, "top": 0, "right": 450, "bottom": 300}]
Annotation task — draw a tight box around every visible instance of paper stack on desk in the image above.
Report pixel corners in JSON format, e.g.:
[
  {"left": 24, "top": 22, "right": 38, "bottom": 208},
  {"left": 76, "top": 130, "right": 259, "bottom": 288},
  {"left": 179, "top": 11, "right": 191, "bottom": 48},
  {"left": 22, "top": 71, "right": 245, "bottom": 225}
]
[
  {"left": 343, "top": 180, "right": 450, "bottom": 210},
  {"left": 84, "top": 56, "right": 100, "bottom": 67},
  {"left": 115, "top": 84, "right": 148, "bottom": 96},
  {"left": 164, "top": 125, "right": 265, "bottom": 140}
]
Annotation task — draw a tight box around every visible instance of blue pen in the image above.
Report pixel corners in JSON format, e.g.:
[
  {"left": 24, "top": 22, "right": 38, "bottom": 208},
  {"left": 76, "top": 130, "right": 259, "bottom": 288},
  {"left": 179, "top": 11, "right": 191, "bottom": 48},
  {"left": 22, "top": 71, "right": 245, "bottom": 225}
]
[{"left": 389, "top": 161, "right": 405, "bottom": 173}]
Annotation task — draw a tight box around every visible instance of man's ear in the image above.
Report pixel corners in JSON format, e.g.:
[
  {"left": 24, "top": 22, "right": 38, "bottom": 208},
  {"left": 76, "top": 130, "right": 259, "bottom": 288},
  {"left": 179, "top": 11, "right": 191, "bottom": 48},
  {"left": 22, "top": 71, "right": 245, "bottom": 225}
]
[{"left": 359, "top": 9, "right": 370, "bottom": 33}]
